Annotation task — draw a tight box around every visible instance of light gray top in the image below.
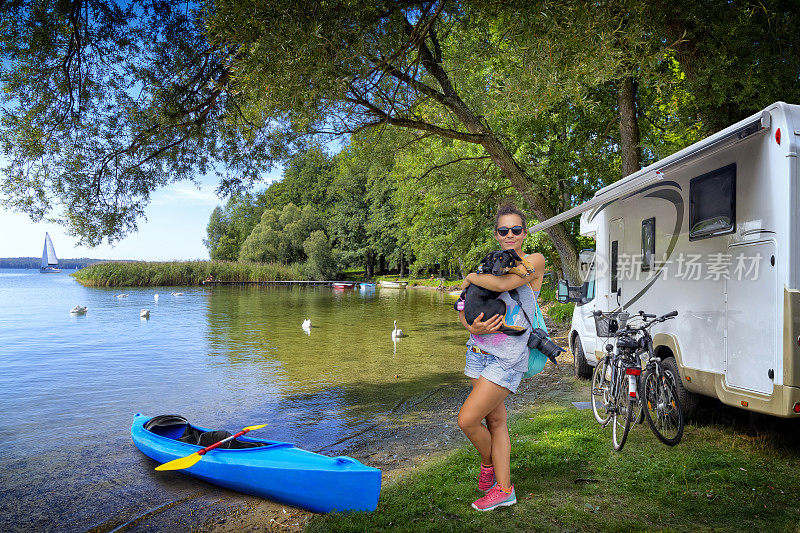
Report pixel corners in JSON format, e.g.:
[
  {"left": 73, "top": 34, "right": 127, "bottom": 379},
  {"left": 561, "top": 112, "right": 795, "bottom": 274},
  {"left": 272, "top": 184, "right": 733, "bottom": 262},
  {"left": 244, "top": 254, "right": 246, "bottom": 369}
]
[{"left": 466, "top": 284, "right": 540, "bottom": 372}]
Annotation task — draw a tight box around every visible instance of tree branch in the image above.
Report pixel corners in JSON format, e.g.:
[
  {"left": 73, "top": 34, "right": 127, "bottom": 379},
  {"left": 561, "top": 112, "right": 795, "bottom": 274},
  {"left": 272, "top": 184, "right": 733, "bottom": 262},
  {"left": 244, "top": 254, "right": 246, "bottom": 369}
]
[
  {"left": 346, "top": 93, "right": 487, "bottom": 144},
  {"left": 414, "top": 156, "right": 491, "bottom": 181}
]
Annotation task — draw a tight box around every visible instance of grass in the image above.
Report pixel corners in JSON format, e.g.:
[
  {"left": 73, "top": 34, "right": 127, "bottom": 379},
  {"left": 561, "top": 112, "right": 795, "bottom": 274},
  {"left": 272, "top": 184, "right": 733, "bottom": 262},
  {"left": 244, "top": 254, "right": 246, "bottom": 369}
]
[
  {"left": 308, "top": 402, "right": 800, "bottom": 532},
  {"left": 546, "top": 302, "right": 575, "bottom": 324},
  {"left": 72, "top": 260, "right": 305, "bottom": 287}
]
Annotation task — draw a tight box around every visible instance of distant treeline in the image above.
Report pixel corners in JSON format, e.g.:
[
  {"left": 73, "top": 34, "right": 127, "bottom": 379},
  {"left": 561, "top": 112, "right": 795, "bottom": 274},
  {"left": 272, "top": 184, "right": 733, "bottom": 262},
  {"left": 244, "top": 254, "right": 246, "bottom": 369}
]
[
  {"left": 0, "top": 257, "right": 108, "bottom": 269},
  {"left": 72, "top": 260, "right": 304, "bottom": 287}
]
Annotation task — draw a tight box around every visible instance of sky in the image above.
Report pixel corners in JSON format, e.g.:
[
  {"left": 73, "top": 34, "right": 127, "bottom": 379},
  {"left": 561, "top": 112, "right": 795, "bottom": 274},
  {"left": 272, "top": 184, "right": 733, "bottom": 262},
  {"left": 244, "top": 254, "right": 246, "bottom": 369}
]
[{"left": 0, "top": 169, "right": 283, "bottom": 261}]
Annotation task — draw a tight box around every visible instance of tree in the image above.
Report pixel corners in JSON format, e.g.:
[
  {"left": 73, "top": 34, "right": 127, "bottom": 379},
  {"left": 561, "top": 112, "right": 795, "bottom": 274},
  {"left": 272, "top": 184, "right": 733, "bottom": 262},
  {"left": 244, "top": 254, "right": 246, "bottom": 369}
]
[
  {"left": 5, "top": 0, "right": 800, "bottom": 282},
  {"left": 649, "top": 0, "right": 800, "bottom": 133},
  {"left": 238, "top": 202, "right": 324, "bottom": 264},
  {"left": 203, "top": 192, "right": 265, "bottom": 260},
  {"left": 302, "top": 230, "right": 336, "bottom": 280},
  {"left": 0, "top": 0, "right": 285, "bottom": 244},
  {"left": 328, "top": 131, "right": 401, "bottom": 278}
]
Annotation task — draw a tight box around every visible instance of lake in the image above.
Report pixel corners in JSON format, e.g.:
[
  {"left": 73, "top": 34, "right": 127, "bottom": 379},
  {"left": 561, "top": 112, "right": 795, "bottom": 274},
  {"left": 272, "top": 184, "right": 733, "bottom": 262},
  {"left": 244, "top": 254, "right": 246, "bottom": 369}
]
[{"left": 0, "top": 269, "right": 467, "bottom": 531}]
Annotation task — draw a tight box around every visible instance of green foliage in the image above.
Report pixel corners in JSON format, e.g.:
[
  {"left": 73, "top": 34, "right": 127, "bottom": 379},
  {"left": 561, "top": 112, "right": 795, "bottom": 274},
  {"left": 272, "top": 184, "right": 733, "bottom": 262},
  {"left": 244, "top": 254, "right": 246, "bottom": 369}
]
[
  {"left": 204, "top": 193, "right": 267, "bottom": 260},
  {"left": 328, "top": 132, "right": 399, "bottom": 271},
  {"left": 547, "top": 302, "right": 575, "bottom": 324},
  {"left": 72, "top": 260, "right": 304, "bottom": 287},
  {"left": 538, "top": 286, "right": 557, "bottom": 304},
  {"left": 238, "top": 203, "right": 325, "bottom": 265},
  {"left": 391, "top": 135, "right": 503, "bottom": 277},
  {"left": 0, "top": 1, "right": 285, "bottom": 244},
  {"left": 258, "top": 147, "right": 336, "bottom": 213},
  {"left": 6, "top": 0, "right": 800, "bottom": 277},
  {"left": 302, "top": 230, "right": 336, "bottom": 280}
]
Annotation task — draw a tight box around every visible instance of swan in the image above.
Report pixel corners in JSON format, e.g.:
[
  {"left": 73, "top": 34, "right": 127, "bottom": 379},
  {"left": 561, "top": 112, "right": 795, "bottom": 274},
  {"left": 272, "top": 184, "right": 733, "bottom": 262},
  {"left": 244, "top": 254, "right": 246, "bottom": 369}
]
[
  {"left": 116, "top": 294, "right": 128, "bottom": 298},
  {"left": 154, "top": 293, "right": 159, "bottom": 301},
  {"left": 70, "top": 305, "right": 87, "bottom": 315},
  {"left": 171, "top": 292, "right": 184, "bottom": 296},
  {"left": 140, "top": 309, "right": 150, "bottom": 318},
  {"left": 392, "top": 320, "right": 405, "bottom": 339},
  {"left": 302, "top": 319, "right": 311, "bottom": 330}
]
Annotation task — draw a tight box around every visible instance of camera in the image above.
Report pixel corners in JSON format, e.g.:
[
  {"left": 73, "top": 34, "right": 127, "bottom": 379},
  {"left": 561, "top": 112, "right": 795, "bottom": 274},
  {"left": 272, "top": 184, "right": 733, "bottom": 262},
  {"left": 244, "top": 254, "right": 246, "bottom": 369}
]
[{"left": 527, "top": 328, "right": 565, "bottom": 365}]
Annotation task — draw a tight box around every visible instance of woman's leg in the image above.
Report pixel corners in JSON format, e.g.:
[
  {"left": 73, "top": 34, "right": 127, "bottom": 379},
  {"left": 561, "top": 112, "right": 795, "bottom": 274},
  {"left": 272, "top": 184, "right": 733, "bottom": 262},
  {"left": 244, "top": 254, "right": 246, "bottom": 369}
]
[
  {"left": 484, "top": 399, "right": 511, "bottom": 488},
  {"left": 458, "top": 376, "right": 511, "bottom": 483}
]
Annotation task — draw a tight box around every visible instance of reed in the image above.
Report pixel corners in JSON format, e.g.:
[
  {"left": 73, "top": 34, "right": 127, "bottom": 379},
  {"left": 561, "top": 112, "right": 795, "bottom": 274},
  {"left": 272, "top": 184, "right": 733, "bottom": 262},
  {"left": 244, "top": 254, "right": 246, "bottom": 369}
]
[{"left": 72, "top": 260, "right": 306, "bottom": 287}]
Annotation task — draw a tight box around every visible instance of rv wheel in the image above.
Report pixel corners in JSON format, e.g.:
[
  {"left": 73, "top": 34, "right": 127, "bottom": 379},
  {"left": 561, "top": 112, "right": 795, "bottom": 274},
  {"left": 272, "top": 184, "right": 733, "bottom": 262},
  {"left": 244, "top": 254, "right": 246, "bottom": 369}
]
[
  {"left": 662, "top": 357, "right": 699, "bottom": 420},
  {"left": 573, "top": 336, "right": 592, "bottom": 380}
]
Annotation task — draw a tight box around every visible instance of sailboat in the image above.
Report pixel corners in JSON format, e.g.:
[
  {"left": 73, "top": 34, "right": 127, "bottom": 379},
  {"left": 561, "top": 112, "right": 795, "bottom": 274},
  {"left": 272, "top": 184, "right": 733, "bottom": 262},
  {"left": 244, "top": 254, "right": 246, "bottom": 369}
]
[{"left": 40, "top": 232, "right": 61, "bottom": 273}]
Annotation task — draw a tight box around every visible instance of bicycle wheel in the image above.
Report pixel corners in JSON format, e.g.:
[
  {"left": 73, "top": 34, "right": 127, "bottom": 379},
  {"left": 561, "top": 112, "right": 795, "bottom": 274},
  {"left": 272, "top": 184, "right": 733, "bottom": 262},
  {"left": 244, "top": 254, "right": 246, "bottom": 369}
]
[
  {"left": 611, "top": 378, "right": 634, "bottom": 451},
  {"left": 591, "top": 357, "right": 612, "bottom": 425},
  {"left": 642, "top": 366, "right": 684, "bottom": 445}
]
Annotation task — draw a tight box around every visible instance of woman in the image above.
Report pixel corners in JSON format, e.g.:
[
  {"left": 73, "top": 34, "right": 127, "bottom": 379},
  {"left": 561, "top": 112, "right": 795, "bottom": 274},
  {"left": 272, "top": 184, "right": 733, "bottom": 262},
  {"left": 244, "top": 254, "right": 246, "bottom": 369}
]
[{"left": 458, "top": 203, "right": 545, "bottom": 511}]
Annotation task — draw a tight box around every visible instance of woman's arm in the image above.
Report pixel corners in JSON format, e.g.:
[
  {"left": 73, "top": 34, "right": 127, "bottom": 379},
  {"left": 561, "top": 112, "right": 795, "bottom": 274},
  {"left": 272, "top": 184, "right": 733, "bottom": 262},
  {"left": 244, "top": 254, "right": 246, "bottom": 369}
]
[
  {"left": 459, "top": 310, "right": 502, "bottom": 335},
  {"left": 465, "top": 253, "right": 546, "bottom": 292}
]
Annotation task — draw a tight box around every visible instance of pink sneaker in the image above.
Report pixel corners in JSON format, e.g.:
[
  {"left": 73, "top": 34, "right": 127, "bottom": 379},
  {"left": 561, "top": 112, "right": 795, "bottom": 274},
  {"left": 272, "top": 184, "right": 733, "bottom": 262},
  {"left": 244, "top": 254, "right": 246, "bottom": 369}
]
[
  {"left": 471, "top": 484, "right": 516, "bottom": 511},
  {"left": 478, "top": 463, "right": 495, "bottom": 491}
]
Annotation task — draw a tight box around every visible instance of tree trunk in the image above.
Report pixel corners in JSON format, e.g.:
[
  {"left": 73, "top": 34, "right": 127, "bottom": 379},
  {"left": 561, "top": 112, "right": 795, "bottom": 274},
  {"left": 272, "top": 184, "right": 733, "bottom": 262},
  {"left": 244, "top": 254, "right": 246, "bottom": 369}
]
[
  {"left": 399, "top": 251, "right": 406, "bottom": 277},
  {"left": 618, "top": 76, "right": 641, "bottom": 178},
  {"left": 366, "top": 251, "right": 374, "bottom": 280}
]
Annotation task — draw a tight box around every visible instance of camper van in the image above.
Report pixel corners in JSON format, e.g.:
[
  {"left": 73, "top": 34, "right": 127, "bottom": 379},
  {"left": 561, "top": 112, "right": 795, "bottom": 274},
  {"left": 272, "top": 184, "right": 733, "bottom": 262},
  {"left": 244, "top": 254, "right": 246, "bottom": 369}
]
[{"left": 536, "top": 101, "right": 800, "bottom": 419}]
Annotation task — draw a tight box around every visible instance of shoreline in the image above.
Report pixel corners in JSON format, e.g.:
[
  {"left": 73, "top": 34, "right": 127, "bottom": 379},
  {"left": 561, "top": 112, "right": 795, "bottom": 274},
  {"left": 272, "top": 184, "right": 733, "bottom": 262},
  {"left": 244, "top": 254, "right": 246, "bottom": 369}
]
[{"left": 113, "top": 322, "right": 574, "bottom": 532}]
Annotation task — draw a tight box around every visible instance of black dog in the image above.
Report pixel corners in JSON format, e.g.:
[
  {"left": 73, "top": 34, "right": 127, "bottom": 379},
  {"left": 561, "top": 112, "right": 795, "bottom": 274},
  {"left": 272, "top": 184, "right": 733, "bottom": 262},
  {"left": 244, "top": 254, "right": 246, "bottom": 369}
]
[{"left": 455, "top": 249, "right": 534, "bottom": 336}]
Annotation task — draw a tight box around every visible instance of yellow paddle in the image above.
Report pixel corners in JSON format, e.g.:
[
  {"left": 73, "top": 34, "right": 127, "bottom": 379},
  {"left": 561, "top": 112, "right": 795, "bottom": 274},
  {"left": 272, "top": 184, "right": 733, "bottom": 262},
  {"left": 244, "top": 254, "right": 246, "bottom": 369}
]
[{"left": 155, "top": 424, "right": 267, "bottom": 471}]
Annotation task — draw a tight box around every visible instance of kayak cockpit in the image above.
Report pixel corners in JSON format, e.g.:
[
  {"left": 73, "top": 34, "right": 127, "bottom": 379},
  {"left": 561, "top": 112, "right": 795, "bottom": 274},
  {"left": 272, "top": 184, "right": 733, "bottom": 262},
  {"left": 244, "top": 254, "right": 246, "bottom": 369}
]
[{"left": 143, "top": 414, "right": 267, "bottom": 449}]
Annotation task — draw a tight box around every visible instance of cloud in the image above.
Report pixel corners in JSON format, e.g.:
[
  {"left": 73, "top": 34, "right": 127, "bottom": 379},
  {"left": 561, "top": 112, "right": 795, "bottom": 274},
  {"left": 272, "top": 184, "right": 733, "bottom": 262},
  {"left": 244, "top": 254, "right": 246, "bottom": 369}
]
[{"left": 152, "top": 183, "right": 221, "bottom": 206}]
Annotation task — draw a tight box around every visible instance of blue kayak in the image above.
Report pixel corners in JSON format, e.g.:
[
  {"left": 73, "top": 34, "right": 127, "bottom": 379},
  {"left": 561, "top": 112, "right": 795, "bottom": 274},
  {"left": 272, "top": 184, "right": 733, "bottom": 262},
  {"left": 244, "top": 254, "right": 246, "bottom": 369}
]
[{"left": 131, "top": 414, "right": 381, "bottom": 513}]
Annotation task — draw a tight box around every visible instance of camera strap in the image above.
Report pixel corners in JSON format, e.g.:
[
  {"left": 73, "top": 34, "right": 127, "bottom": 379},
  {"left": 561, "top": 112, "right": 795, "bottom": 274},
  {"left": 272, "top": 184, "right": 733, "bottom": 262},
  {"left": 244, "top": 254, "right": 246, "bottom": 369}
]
[
  {"left": 508, "top": 285, "right": 546, "bottom": 334},
  {"left": 509, "top": 285, "right": 551, "bottom": 377}
]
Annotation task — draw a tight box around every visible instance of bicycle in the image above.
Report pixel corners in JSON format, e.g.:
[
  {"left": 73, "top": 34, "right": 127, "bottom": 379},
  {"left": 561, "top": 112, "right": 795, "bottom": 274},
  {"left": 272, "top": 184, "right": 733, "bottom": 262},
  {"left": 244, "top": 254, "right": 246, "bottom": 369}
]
[
  {"left": 635, "top": 310, "right": 684, "bottom": 445},
  {"left": 590, "top": 310, "right": 642, "bottom": 451},
  {"left": 590, "top": 309, "right": 684, "bottom": 449}
]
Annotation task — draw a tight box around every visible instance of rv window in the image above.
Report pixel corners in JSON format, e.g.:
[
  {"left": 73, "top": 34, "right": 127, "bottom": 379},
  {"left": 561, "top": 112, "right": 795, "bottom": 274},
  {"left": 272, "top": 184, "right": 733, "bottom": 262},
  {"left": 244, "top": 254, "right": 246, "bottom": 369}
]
[
  {"left": 689, "top": 164, "right": 736, "bottom": 241},
  {"left": 641, "top": 218, "right": 655, "bottom": 271},
  {"left": 582, "top": 263, "right": 596, "bottom": 304},
  {"left": 611, "top": 240, "right": 618, "bottom": 293}
]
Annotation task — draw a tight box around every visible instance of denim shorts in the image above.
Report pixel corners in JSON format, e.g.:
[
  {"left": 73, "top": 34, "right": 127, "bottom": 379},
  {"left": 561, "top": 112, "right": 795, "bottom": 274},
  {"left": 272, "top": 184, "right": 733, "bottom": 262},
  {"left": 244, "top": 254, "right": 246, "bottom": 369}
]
[{"left": 464, "top": 347, "right": 524, "bottom": 393}]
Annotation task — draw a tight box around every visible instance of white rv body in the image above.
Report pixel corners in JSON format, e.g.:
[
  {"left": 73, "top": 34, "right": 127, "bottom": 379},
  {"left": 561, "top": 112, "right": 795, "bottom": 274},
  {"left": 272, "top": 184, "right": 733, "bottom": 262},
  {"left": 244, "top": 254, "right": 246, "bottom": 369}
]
[{"left": 552, "top": 101, "right": 800, "bottom": 418}]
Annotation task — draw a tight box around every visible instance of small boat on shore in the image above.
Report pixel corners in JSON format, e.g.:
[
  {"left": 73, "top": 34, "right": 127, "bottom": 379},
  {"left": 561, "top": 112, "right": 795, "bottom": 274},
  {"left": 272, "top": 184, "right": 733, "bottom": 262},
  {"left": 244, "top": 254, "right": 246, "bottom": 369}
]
[
  {"left": 131, "top": 414, "right": 381, "bottom": 513},
  {"left": 332, "top": 282, "right": 356, "bottom": 289},
  {"left": 379, "top": 280, "right": 407, "bottom": 289},
  {"left": 359, "top": 283, "right": 376, "bottom": 290},
  {"left": 39, "top": 232, "right": 61, "bottom": 273}
]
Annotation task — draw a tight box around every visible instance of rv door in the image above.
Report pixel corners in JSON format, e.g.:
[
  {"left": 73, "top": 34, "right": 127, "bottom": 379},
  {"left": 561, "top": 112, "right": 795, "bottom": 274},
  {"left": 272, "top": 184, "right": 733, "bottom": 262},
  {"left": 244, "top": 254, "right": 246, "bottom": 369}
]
[
  {"left": 609, "top": 218, "right": 624, "bottom": 308},
  {"left": 725, "top": 240, "right": 777, "bottom": 394},
  {"left": 578, "top": 257, "right": 598, "bottom": 358}
]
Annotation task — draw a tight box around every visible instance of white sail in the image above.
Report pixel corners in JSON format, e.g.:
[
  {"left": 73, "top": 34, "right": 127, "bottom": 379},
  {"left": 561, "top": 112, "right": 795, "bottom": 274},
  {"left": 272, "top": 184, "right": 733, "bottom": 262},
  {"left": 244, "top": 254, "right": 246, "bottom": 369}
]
[{"left": 42, "top": 232, "right": 59, "bottom": 267}]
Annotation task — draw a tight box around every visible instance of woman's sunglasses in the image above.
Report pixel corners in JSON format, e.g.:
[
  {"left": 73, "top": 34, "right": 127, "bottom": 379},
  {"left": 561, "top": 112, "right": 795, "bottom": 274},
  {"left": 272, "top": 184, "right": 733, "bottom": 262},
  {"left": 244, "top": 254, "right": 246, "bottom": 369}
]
[{"left": 496, "top": 226, "right": 524, "bottom": 237}]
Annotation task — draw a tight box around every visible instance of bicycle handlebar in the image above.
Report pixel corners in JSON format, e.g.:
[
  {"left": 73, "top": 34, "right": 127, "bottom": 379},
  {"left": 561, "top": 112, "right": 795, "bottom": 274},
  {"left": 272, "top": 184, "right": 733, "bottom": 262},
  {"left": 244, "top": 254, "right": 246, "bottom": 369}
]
[{"left": 595, "top": 309, "right": 678, "bottom": 337}]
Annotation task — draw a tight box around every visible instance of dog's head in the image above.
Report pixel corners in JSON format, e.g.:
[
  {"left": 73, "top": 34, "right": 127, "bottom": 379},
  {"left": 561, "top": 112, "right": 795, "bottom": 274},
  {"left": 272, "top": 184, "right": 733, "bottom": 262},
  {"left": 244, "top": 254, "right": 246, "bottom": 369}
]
[{"left": 477, "top": 249, "right": 523, "bottom": 276}]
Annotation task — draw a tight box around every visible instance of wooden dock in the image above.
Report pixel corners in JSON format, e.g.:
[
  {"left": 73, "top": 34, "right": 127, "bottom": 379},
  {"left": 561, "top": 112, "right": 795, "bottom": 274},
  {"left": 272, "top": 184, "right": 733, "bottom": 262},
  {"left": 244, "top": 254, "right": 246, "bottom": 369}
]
[{"left": 200, "top": 280, "right": 356, "bottom": 287}]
